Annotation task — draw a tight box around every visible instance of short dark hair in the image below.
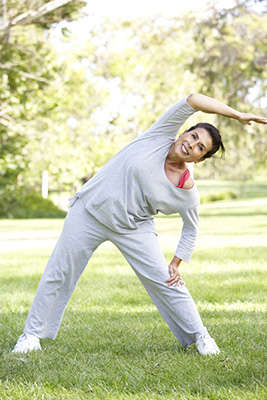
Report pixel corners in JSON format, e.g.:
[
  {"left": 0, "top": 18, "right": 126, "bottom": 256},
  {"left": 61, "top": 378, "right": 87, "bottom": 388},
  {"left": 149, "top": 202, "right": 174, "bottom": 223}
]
[{"left": 187, "top": 122, "right": 225, "bottom": 159}]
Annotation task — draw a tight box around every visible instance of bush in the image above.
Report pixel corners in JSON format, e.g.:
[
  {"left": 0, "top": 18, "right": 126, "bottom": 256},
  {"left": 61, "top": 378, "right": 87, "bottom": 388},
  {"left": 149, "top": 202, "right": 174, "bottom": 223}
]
[
  {"left": 201, "top": 190, "right": 238, "bottom": 204},
  {"left": 0, "top": 191, "right": 67, "bottom": 219}
]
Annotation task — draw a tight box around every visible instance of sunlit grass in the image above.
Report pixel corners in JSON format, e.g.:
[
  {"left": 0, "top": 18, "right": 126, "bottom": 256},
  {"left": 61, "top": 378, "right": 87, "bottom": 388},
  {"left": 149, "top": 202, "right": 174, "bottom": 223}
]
[{"left": 0, "top": 184, "right": 267, "bottom": 399}]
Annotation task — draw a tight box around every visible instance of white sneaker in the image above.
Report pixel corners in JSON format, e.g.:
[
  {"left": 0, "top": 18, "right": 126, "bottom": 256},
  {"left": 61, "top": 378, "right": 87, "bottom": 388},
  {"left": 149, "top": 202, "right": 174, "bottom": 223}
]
[
  {"left": 12, "top": 333, "right": 41, "bottom": 354},
  {"left": 196, "top": 335, "right": 220, "bottom": 355}
]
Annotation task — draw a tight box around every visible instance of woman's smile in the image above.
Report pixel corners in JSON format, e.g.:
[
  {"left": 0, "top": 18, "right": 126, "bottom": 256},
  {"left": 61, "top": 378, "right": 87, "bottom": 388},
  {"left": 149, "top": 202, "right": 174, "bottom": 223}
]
[{"left": 181, "top": 143, "right": 189, "bottom": 155}]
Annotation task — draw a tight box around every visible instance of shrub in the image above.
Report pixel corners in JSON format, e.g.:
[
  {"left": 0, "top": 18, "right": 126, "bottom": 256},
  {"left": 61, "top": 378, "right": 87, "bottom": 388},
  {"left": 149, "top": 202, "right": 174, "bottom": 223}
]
[
  {"left": 0, "top": 191, "right": 67, "bottom": 219},
  {"left": 201, "top": 190, "right": 238, "bottom": 204}
]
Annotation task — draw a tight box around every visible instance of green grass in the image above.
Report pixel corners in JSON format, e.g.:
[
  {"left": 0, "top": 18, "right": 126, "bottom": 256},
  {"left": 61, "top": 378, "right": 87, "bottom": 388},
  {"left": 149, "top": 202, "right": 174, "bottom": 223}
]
[{"left": 0, "top": 181, "right": 267, "bottom": 399}]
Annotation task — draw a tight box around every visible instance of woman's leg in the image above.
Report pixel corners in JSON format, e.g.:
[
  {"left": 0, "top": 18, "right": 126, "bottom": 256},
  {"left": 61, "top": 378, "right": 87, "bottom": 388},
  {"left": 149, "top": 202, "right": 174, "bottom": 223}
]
[
  {"left": 24, "top": 198, "right": 106, "bottom": 340},
  {"left": 111, "top": 231, "right": 208, "bottom": 347}
]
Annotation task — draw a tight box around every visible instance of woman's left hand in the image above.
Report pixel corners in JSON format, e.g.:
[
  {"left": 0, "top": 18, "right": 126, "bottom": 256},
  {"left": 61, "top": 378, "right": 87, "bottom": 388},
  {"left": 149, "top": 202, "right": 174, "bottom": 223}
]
[{"left": 166, "top": 257, "right": 183, "bottom": 287}]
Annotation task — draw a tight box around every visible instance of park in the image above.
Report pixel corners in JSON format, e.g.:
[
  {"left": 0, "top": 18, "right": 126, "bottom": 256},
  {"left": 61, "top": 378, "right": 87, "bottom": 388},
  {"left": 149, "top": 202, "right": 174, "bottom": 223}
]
[
  {"left": 0, "top": 0, "right": 267, "bottom": 399},
  {"left": 1, "top": 180, "right": 266, "bottom": 399}
]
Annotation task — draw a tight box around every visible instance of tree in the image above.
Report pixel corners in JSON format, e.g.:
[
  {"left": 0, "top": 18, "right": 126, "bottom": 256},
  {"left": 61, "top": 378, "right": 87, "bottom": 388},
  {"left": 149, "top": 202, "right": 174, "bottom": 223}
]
[
  {"left": 0, "top": 0, "right": 86, "bottom": 38},
  {"left": 0, "top": 0, "right": 86, "bottom": 205},
  {"left": 1, "top": 0, "right": 267, "bottom": 215},
  {"left": 185, "top": 0, "right": 267, "bottom": 177},
  {"left": 75, "top": 10, "right": 267, "bottom": 179}
]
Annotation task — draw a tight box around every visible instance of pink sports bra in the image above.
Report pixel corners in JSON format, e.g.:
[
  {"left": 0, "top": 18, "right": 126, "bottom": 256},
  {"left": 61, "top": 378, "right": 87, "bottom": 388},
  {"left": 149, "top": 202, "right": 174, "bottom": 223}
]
[{"left": 176, "top": 169, "right": 190, "bottom": 189}]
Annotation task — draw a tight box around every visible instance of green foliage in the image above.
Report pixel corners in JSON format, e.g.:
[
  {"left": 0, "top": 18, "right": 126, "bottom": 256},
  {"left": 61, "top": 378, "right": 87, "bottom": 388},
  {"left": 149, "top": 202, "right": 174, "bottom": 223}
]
[
  {"left": 0, "top": 0, "right": 87, "bottom": 202},
  {"left": 200, "top": 190, "right": 238, "bottom": 204},
  {"left": 1, "top": 0, "right": 267, "bottom": 209},
  {"left": 74, "top": 3, "right": 267, "bottom": 180},
  {"left": 87, "top": 16, "right": 195, "bottom": 131},
  {"left": 188, "top": 3, "right": 267, "bottom": 102},
  {"left": 185, "top": 2, "right": 267, "bottom": 178},
  {"left": 0, "top": 0, "right": 87, "bottom": 35},
  {"left": 0, "top": 26, "right": 58, "bottom": 195},
  {"left": 0, "top": 191, "right": 67, "bottom": 219}
]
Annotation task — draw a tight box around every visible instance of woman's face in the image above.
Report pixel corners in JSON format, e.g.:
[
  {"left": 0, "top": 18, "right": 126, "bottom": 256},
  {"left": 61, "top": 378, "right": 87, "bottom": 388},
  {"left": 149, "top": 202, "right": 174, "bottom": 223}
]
[{"left": 174, "top": 127, "right": 213, "bottom": 163}]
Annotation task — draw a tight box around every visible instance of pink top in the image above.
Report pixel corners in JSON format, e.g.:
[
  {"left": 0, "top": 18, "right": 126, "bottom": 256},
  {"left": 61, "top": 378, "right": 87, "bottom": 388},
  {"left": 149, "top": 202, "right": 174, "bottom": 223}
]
[{"left": 176, "top": 169, "right": 190, "bottom": 189}]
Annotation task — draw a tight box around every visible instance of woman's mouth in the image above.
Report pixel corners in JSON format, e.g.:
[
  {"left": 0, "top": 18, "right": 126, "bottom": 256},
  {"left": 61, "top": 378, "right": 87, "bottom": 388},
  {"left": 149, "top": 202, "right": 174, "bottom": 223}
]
[{"left": 181, "top": 144, "right": 189, "bottom": 155}]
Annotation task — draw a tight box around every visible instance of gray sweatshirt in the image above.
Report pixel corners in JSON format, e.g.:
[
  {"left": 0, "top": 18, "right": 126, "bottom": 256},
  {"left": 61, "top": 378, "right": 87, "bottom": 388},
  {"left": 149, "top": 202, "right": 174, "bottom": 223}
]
[{"left": 76, "top": 96, "right": 199, "bottom": 262}]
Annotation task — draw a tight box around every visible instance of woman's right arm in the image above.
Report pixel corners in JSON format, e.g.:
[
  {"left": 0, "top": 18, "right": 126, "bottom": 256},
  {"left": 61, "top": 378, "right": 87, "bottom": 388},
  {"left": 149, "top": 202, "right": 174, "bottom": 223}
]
[{"left": 187, "top": 93, "right": 267, "bottom": 126}]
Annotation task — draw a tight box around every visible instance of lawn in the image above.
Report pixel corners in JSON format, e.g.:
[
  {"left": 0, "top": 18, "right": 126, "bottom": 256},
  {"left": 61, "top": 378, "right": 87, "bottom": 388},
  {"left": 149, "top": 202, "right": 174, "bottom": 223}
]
[{"left": 0, "top": 181, "right": 266, "bottom": 400}]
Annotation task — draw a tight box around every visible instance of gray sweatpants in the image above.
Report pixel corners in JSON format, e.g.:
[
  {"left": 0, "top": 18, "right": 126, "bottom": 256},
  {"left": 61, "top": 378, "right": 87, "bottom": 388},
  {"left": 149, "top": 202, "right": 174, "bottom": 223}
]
[{"left": 25, "top": 198, "right": 208, "bottom": 347}]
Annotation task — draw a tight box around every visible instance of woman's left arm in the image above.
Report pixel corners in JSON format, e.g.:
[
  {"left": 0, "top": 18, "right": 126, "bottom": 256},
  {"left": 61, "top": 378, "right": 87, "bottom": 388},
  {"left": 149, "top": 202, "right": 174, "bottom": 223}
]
[{"left": 187, "top": 93, "right": 267, "bottom": 126}]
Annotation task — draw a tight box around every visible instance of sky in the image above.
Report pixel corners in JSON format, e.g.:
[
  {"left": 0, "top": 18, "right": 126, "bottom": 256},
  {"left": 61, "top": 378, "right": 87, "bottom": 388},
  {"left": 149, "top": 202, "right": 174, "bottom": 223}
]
[
  {"left": 85, "top": 0, "right": 235, "bottom": 19},
  {"left": 57, "top": 0, "right": 241, "bottom": 44},
  {"left": 59, "top": 0, "right": 236, "bottom": 44}
]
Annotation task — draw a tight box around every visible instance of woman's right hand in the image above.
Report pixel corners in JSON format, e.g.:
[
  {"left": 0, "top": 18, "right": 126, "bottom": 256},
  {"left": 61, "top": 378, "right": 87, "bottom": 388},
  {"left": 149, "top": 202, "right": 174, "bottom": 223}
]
[{"left": 237, "top": 112, "right": 267, "bottom": 125}]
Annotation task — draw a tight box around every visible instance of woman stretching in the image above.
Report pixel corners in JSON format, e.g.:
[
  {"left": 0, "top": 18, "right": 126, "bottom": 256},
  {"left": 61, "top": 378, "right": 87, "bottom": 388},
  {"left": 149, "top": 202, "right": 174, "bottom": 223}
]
[{"left": 13, "top": 93, "right": 267, "bottom": 355}]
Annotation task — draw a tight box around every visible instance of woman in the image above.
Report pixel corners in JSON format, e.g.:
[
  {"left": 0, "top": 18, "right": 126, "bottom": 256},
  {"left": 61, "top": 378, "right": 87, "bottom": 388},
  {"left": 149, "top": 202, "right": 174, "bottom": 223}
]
[{"left": 13, "top": 93, "right": 267, "bottom": 355}]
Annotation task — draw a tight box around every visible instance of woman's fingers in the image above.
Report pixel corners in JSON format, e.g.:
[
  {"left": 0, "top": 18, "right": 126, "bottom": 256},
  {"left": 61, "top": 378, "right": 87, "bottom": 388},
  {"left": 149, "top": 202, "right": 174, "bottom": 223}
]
[
  {"left": 238, "top": 113, "right": 267, "bottom": 125},
  {"left": 166, "top": 262, "right": 184, "bottom": 286},
  {"left": 166, "top": 272, "right": 183, "bottom": 287},
  {"left": 254, "top": 116, "right": 267, "bottom": 124}
]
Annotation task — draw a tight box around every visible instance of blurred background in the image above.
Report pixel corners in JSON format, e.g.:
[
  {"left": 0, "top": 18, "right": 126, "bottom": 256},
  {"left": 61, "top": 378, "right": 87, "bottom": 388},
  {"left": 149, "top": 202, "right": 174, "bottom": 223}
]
[{"left": 0, "top": 0, "right": 266, "bottom": 218}]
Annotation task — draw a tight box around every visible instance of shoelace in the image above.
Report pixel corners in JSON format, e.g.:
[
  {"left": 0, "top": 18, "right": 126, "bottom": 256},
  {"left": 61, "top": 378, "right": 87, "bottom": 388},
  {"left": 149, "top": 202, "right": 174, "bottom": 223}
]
[
  {"left": 199, "top": 336, "right": 217, "bottom": 349},
  {"left": 17, "top": 334, "right": 27, "bottom": 343}
]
